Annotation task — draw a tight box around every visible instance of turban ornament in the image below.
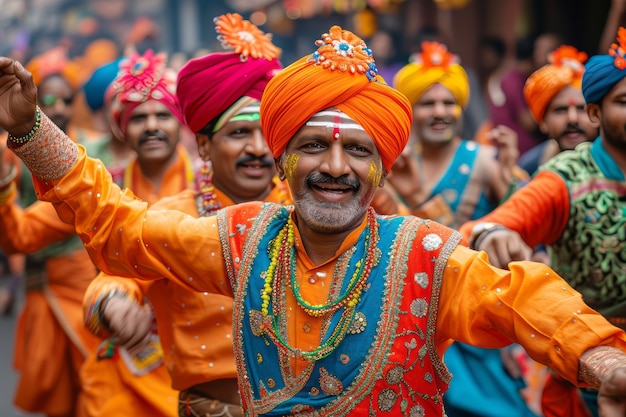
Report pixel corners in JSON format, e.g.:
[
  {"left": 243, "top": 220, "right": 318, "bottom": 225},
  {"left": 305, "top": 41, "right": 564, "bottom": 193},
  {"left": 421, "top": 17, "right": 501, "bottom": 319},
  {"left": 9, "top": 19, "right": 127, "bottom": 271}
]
[
  {"left": 176, "top": 13, "right": 282, "bottom": 134},
  {"left": 524, "top": 45, "right": 588, "bottom": 122},
  {"left": 582, "top": 26, "right": 626, "bottom": 104},
  {"left": 393, "top": 41, "right": 470, "bottom": 108},
  {"left": 261, "top": 26, "right": 413, "bottom": 172},
  {"left": 105, "top": 49, "right": 182, "bottom": 140}
]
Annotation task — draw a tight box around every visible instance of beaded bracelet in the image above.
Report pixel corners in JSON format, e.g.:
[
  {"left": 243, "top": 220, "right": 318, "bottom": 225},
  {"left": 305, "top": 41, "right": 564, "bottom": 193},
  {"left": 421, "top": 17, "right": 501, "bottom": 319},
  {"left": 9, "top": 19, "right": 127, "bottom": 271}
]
[
  {"left": 8, "top": 106, "right": 42, "bottom": 145},
  {"left": 0, "top": 164, "right": 17, "bottom": 190}
]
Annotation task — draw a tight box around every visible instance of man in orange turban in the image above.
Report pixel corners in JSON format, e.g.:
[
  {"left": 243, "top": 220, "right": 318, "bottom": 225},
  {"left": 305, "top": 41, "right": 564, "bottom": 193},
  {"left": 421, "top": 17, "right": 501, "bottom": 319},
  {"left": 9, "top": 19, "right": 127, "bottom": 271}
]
[{"left": 519, "top": 45, "right": 597, "bottom": 175}]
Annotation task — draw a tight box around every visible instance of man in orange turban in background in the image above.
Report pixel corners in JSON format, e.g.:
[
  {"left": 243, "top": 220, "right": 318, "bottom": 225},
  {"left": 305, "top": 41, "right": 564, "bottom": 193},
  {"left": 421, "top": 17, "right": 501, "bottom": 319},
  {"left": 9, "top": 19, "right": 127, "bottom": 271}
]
[
  {"left": 5, "top": 25, "right": 626, "bottom": 417},
  {"left": 518, "top": 46, "right": 598, "bottom": 175}
]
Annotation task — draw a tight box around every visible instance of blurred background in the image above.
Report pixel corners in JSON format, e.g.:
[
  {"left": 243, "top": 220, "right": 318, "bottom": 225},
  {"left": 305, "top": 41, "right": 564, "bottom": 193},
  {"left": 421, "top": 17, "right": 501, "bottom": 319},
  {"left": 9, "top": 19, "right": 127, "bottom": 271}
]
[
  {"left": 0, "top": 0, "right": 618, "bottom": 77},
  {"left": 0, "top": 0, "right": 620, "bottom": 415}
]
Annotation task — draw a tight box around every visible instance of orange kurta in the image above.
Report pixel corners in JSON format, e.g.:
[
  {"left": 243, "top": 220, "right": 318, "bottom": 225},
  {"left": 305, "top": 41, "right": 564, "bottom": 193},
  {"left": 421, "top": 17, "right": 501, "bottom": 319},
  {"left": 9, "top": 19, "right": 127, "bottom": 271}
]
[
  {"left": 80, "top": 145, "right": 196, "bottom": 417},
  {"left": 0, "top": 187, "right": 100, "bottom": 416},
  {"left": 85, "top": 179, "right": 291, "bottom": 390},
  {"left": 0, "top": 143, "right": 193, "bottom": 417}
]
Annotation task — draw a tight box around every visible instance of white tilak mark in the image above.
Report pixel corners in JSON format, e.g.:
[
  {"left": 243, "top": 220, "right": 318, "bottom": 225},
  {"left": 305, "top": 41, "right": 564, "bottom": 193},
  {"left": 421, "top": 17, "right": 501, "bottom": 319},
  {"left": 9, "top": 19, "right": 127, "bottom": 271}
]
[{"left": 305, "top": 121, "right": 365, "bottom": 131}]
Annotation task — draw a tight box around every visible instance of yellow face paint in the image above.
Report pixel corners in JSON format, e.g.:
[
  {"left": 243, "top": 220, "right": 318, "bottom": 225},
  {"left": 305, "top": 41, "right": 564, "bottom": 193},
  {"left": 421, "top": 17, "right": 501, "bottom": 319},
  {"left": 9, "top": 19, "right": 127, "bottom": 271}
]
[
  {"left": 453, "top": 104, "right": 462, "bottom": 118},
  {"left": 366, "top": 161, "right": 382, "bottom": 187},
  {"left": 284, "top": 154, "right": 299, "bottom": 182}
]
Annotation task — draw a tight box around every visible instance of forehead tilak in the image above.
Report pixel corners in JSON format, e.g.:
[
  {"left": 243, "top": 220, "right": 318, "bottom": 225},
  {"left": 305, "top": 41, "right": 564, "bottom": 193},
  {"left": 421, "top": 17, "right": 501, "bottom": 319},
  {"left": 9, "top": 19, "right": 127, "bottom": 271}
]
[{"left": 305, "top": 109, "right": 365, "bottom": 140}]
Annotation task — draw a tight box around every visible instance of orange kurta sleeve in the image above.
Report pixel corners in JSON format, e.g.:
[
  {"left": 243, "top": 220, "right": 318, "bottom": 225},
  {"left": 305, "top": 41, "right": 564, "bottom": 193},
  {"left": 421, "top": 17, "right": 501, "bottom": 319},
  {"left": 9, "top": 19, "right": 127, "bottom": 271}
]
[
  {"left": 459, "top": 170, "right": 570, "bottom": 246},
  {"left": 436, "top": 244, "right": 626, "bottom": 385},
  {"left": 9, "top": 116, "right": 231, "bottom": 298},
  {"left": 0, "top": 186, "right": 76, "bottom": 254}
]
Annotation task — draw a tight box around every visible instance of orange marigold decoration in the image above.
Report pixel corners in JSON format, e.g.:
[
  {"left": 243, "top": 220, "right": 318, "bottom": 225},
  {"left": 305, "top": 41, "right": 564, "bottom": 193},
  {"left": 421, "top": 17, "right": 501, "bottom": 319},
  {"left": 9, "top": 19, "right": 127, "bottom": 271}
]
[
  {"left": 411, "top": 41, "right": 459, "bottom": 69},
  {"left": 549, "top": 45, "right": 587, "bottom": 76},
  {"left": 214, "top": 13, "right": 281, "bottom": 61},
  {"left": 308, "top": 25, "right": 380, "bottom": 81},
  {"left": 609, "top": 26, "right": 626, "bottom": 70}
]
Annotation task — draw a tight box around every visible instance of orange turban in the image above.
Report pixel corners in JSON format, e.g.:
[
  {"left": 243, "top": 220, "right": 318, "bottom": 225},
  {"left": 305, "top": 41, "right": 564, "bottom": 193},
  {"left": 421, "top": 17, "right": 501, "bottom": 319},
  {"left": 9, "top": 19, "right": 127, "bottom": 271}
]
[
  {"left": 25, "top": 46, "right": 81, "bottom": 89},
  {"left": 393, "top": 41, "right": 470, "bottom": 108},
  {"left": 261, "top": 26, "right": 412, "bottom": 172},
  {"left": 524, "top": 45, "right": 588, "bottom": 122}
]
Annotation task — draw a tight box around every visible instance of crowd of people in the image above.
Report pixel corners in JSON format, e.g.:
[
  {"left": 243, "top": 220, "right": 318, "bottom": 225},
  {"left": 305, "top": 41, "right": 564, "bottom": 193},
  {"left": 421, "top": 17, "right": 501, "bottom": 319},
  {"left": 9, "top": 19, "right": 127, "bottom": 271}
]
[{"left": 1, "top": 6, "right": 626, "bottom": 417}]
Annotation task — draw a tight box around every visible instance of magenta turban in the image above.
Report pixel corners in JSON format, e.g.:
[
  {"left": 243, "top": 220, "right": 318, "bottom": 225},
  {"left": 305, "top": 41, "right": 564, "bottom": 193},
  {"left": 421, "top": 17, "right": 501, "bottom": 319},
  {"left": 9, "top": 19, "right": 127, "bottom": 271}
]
[{"left": 176, "top": 52, "right": 282, "bottom": 133}]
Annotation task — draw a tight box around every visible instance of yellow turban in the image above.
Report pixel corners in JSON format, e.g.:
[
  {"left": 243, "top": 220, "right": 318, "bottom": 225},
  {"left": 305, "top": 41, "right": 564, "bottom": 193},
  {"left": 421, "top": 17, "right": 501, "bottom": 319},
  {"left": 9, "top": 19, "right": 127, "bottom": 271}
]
[
  {"left": 524, "top": 45, "right": 587, "bottom": 122},
  {"left": 393, "top": 41, "right": 470, "bottom": 108},
  {"left": 261, "top": 26, "right": 412, "bottom": 172}
]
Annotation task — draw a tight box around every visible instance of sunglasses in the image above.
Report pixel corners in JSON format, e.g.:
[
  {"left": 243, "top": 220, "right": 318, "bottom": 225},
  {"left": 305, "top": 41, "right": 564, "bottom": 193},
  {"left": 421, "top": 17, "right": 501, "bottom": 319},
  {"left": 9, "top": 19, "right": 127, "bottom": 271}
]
[{"left": 40, "top": 94, "right": 74, "bottom": 107}]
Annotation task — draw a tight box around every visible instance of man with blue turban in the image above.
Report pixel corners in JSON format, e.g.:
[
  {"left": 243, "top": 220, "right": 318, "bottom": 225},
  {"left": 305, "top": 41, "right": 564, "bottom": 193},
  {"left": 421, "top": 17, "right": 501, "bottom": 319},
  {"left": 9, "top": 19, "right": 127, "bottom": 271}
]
[{"left": 461, "top": 26, "right": 626, "bottom": 417}]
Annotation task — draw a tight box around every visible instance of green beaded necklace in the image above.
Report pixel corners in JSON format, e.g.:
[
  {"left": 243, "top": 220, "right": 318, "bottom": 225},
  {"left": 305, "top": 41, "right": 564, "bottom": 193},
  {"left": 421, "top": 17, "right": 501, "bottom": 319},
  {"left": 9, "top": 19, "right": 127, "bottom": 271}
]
[{"left": 258, "top": 208, "right": 380, "bottom": 361}]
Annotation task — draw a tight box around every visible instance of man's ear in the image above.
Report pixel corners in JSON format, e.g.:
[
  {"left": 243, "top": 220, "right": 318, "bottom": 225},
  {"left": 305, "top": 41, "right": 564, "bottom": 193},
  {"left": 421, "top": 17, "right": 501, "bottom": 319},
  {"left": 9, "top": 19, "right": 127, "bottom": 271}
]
[
  {"left": 378, "top": 170, "right": 387, "bottom": 187},
  {"left": 196, "top": 133, "right": 211, "bottom": 161},
  {"left": 586, "top": 103, "right": 602, "bottom": 128},
  {"left": 275, "top": 156, "right": 286, "bottom": 181}
]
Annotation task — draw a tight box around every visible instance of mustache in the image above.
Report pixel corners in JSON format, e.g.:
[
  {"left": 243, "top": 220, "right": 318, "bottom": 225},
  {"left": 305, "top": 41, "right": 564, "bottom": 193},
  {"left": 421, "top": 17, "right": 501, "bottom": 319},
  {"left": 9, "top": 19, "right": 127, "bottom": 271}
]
[
  {"left": 560, "top": 125, "right": 585, "bottom": 135},
  {"left": 430, "top": 116, "right": 454, "bottom": 125},
  {"left": 306, "top": 172, "right": 360, "bottom": 189},
  {"left": 138, "top": 131, "right": 169, "bottom": 145},
  {"left": 236, "top": 155, "right": 274, "bottom": 168}
]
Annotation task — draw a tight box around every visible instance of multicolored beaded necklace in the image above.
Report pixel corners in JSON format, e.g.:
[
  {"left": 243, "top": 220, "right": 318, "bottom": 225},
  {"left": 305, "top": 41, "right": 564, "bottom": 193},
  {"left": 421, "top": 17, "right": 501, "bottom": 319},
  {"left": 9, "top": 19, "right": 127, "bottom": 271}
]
[{"left": 259, "top": 208, "right": 379, "bottom": 360}]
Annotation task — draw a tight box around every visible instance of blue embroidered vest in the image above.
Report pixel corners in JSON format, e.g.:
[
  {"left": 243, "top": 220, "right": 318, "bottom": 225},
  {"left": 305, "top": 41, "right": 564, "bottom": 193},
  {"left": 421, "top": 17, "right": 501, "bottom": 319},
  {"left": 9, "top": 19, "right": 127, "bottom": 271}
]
[{"left": 217, "top": 202, "right": 461, "bottom": 416}]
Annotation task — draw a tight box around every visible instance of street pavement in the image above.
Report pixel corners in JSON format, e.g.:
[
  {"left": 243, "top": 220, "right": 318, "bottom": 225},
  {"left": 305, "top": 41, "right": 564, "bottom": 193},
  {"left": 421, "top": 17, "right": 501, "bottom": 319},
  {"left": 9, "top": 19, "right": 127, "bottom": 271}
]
[{"left": 0, "top": 293, "right": 44, "bottom": 416}]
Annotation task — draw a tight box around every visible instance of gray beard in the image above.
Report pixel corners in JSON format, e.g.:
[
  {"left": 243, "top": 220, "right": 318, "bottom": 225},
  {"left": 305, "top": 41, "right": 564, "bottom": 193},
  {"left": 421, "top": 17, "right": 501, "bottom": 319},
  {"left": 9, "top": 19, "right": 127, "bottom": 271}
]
[{"left": 294, "top": 189, "right": 367, "bottom": 234}]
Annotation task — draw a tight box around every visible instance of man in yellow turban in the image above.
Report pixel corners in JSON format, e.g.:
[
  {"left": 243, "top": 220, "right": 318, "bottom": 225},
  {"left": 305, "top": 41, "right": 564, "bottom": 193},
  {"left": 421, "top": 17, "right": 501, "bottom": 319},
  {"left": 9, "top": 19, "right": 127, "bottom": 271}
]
[
  {"left": 390, "top": 41, "right": 517, "bottom": 229},
  {"left": 392, "top": 41, "right": 531, "bottom": 417},
  {"left": 519, "top": 45, "right": 598, "bottom": 175},
  {"left": 4, "top": 25, "right": 626, "bottom": 417}
]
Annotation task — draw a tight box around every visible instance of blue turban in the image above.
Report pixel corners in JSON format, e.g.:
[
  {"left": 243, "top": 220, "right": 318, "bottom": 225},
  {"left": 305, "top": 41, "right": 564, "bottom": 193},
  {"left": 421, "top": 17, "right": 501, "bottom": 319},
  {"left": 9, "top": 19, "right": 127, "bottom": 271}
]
[
  {"left": 83, "top": 58, "right": 122, "bottom": 111},
  {"left": 582, "top": 54, "right": 625, "bottom": 104}
]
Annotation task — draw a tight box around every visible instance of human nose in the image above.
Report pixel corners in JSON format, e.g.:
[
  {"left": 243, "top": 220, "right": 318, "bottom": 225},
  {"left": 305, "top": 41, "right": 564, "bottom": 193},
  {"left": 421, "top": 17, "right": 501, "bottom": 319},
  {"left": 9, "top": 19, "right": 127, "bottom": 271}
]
[
  {"left": 320, "top": 144, "right": 350, "bottom": 177},
  {"left": 145, "top": 114, "right": 159, "bottom": 131},
  {"left": 567, "top": 105, "right": 579, "bottom": 123},
  {"left": 432, "top": 101, "right": 447, "bottom": 117},
  {"left": 245, "top": 128, "right": 270, "bottom": 156}
]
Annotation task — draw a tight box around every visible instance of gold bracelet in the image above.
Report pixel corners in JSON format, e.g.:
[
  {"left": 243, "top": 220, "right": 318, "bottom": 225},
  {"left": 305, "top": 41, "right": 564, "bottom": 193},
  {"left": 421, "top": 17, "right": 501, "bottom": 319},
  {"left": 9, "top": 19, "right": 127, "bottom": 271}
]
[
  {"left": 579, "top": 346, "right": 626, "bottom": 389},
  {"left": 8, "top": 106, "right": 42, "bottom": 145}
]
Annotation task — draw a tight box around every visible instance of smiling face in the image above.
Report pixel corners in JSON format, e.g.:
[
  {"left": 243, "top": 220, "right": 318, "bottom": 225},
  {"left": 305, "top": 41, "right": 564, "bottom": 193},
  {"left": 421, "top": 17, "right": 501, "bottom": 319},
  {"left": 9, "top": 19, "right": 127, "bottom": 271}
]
[
  {"left": 540, "top": 86, "right": 597, "bottom": 151},
  {"left": 197, "top": 117, "right": 275, "bottom": 203},
  {"left": 124, "top": 100, "right": 180, "bottom": 164},
  {"left": 412, "top": 83, "right": 460, "bottom": 145},
  {"left": 276, "top": 109, "right": 384, "bottom": 235}
]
